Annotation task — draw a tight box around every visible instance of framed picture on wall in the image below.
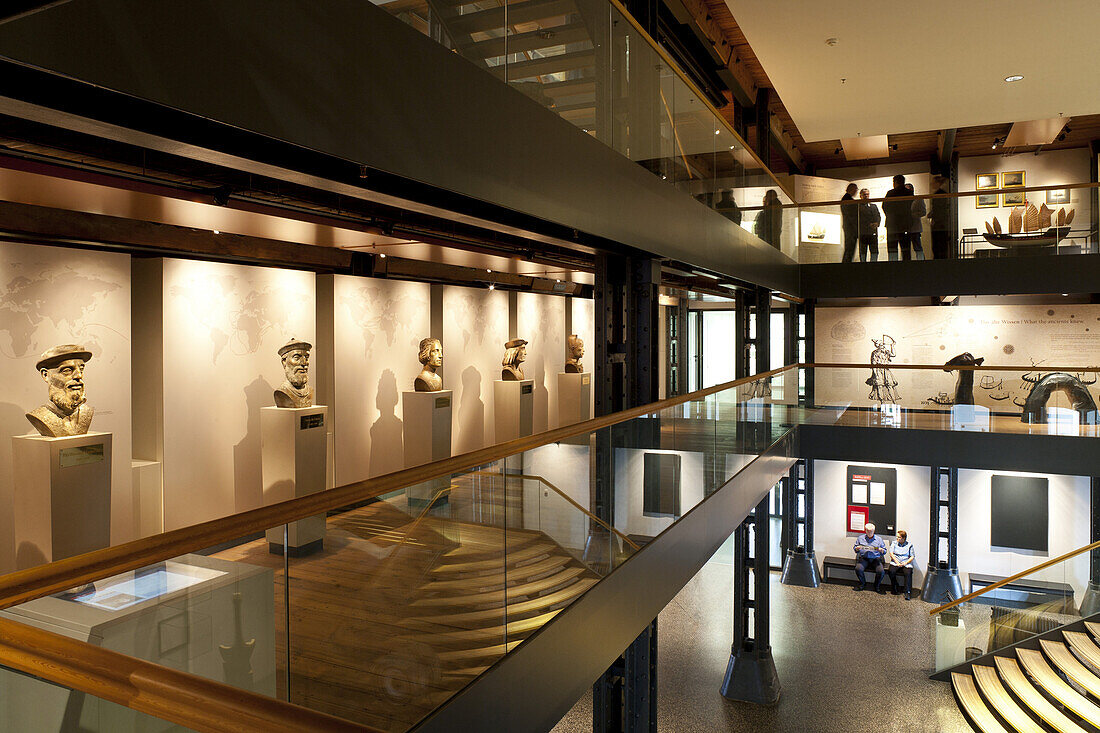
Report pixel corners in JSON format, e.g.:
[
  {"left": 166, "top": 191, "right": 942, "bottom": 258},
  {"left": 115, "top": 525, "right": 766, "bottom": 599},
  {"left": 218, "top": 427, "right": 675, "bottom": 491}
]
[
  {"left": 1002, "top": 191, "right": 1026, "bottom": 207},
  {"left": 1046, "top": 188, "right": 1070, "bottom": 205},
  {"left": 976, "top": 193, "right": 999, "bottom": 209},
  {"left": 846, "top": 465, "right": 897, "bottom": 535},
  {"left": 1001, "top": 170, "right": 1025, "bottom": 188},
  {"left": 976, "top": 173, "right": 999, "bottom": 190},
  {"left": 990, "top": 475, "right": 1048, "bottom": 551}
]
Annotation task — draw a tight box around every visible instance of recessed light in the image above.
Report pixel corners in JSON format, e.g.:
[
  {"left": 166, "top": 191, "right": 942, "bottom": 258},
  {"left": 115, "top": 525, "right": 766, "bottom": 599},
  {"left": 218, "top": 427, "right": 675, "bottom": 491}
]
[
  {"left": 714, "top": 130, "right": 720, "bottom": 135},
  {"left": 212, "top": 230, "right": 220, "bottom": 234},
  {"left": 379, "top": 253, "right": 386, "bottom": 259},
  {"left": 1004, "top": 74, "right": 1024, "bottom": 83},
  {"left": 488, "top": 283, "right": 495, "bottom": 291}
]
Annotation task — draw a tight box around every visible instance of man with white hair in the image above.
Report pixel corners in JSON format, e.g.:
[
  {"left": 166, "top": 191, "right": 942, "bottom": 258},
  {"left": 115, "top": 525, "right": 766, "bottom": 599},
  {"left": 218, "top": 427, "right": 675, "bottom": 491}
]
[{"left": 853, "top": 522, "right": 887, "bottom": 593}]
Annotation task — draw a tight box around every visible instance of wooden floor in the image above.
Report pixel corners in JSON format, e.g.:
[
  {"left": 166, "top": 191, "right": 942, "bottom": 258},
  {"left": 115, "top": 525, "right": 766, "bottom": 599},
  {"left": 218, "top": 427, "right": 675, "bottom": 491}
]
[{"left": 214, "top": 492, "right": 600, "bottom": 732}]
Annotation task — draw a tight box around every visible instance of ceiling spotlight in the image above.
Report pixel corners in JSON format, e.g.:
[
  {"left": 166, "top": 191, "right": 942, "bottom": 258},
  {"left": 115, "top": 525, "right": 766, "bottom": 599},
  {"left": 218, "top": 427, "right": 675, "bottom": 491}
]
[
  {"left": 487, "top": 268, "right": 492, "bottom": 273},
  {"left": 488, "top": 283, "right": 495, "bottom": 291},
  {"left": 991, "top": 136, "right": 1005, "bottom": 150},
  {"left": 714, "top": 130, "right": 720, "bottom": 135},
  {"left": 212, "top": 230, "right": 220, "bottom": 235},
  {"left": 1004, "top": 74, "right": 1024, "bottom": 83},
  {"left": 729, "top": 145, "right": 735, "bottom": 150},
  {"left": 379, "top": 253, "right": 386, "bottom": 259}
]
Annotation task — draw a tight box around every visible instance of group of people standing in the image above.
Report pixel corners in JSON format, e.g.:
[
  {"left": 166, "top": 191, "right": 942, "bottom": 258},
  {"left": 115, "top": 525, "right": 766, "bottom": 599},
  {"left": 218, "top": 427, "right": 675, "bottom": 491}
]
[
  {"left": 840, "top": 174, "right": 952, "bottom": 263},
  {"left": 714, "top": 188, "right": 784, "bottom": 251}
]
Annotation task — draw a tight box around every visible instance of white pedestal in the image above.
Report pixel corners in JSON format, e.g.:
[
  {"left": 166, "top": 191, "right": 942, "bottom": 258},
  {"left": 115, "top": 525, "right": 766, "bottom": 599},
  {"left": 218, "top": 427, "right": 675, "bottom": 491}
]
[
  {"left": 261, "top": 406, "right": 327, "bottom": 555},
  {"left": 934, "top": 616, "right": 968, "bottom": 671},
  {"left": 12, "top": 432, "right": 112, "bottom": 569},
  {"left": 495, "top": 379, "right": 534, "bottom": 443},
  {"left": 557, "top": 373, "right": 592, "bottom": 428},
  {"left": 402, "top": 391, "right": 453, "bottom": 468}
]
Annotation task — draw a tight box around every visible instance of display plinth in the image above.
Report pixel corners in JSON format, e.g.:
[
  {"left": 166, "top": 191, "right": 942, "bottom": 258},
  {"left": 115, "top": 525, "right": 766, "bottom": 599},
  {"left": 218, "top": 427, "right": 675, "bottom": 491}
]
[
  {"left": 494, "top": 379, "right": 534, "bottom": 443},
  {"left": 557, "top": 372, "right": 592, "bottom": 428},
  {"left": 934, "top": 616, "right": 968, "bottom": 670},
  {"left": 402, "top": 391, "right": 453, "bottom": 509},
  {"left": 261, "top": 406, "right": 327, "bottom": 556},
  {"left": 780, "top": 549, "right": 822, "bottom": 588},
  {"left": 12, "top": 432, "right": 112, "bottom": 569}
]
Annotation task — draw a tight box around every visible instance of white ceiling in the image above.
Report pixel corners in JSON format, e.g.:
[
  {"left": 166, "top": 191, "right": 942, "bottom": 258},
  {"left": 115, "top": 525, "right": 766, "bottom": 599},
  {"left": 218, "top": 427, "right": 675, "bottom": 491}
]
[{"left": 724, "top": 0, "right": 1100, "bottom": 142}]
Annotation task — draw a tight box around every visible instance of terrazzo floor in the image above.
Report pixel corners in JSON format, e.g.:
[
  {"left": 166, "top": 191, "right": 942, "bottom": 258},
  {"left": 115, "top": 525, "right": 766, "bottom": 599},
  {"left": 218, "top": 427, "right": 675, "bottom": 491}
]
[{"left": 551, "top": 540, "right": 971, "bottom": 733}]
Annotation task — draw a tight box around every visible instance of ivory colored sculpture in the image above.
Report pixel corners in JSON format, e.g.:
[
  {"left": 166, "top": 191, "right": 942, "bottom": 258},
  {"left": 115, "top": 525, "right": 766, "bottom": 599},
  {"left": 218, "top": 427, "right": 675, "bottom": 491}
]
[
  {"left": 565, "top": 334, "right": 584, "bottom": 373},
  {"left": 501, "top": 338, "right": 528, "bottom": 381},
  {"left": 25, "top": 344, "right": 95, "bottom": 437},
  {"left": 414, "top": 337, "right": 444, "bottom": 392},
  {"left": 274, "top": 338, "right": 315, "bottom": 408}
]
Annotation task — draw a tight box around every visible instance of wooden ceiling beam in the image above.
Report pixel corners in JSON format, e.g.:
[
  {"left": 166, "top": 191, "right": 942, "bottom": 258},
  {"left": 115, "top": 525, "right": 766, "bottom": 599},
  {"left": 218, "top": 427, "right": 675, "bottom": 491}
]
[{"left": 676, "top": 0, "right": 758, "bottom": 106}]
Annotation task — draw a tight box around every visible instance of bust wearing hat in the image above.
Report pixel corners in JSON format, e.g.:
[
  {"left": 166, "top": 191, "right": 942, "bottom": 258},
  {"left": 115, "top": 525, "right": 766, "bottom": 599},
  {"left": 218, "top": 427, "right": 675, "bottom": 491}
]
[
  {"left": 565, "top": 334, "right": 584, "bottom": 373},
  {"left": 501, "top": 338, "right": 528, "bottom": 381},
  {"left": 274, "top": 338, "right": 314, "bottom": 408},
  {"left": 26, "top": 344, "right": 95, "bottom": 437}
]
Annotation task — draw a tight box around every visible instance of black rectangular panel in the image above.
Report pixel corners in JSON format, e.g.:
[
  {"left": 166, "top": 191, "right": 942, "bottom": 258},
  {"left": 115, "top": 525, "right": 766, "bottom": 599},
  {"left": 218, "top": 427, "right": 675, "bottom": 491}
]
[
  {"left": 990, "top": 475, "right": 1048, "bottom": 552},
  {"left": 643, "top": 453, "right": 681, "bottom": 517},
  {"left": 846, "top": 464, "right": 897, "bottom": 535}
]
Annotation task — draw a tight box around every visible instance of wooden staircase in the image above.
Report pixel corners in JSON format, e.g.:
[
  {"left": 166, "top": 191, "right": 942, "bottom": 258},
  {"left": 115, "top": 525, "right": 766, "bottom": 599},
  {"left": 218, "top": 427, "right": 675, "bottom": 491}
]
[{"left": 952, "top": 621, "right": 1100, "bottom": 732}]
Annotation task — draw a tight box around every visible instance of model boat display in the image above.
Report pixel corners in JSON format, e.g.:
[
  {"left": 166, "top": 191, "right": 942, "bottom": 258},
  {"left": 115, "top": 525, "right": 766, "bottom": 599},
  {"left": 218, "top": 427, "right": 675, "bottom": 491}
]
[
  {"left": 806, "top": 222, "right": 826, "bottom": 240},
  {"left": 983, "top": 203, "right": 1074, "bottom": 247}
]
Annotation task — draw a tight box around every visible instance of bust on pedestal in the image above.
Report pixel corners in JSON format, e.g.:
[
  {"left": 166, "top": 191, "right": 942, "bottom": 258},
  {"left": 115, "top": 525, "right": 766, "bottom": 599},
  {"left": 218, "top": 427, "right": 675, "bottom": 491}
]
[
  {"left": 496, "top": 338, "right": 534, "bottom": 442},
  {"left": 403, "top": 338, "right": 453, "bottom": 509},
  {"left": 558, "top": 334, "right": 592, "bottom": 427},
  {"left": 262, "top": 339, "right": 327, "bottom": 556},
  {"left": 13, "top": 345, "right": 111, "bottom": 568}
]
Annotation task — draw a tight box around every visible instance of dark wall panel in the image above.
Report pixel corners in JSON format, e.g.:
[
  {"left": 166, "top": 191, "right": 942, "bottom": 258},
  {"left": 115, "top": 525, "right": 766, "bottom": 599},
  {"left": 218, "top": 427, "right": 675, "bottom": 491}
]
[{"left": 990, "top": 474, "right": 1048, "bottom": 552}]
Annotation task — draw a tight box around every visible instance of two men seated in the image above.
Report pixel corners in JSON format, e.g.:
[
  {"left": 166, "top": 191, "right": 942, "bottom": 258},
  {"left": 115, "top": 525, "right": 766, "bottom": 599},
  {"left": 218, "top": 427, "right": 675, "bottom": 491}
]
[{"left": 853, "top": 523, "right": 916, "bottom": 600}]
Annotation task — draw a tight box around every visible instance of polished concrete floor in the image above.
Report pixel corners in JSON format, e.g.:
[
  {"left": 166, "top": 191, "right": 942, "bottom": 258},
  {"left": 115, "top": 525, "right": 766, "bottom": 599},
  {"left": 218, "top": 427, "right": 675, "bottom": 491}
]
[{"left": 552, "top": 539, "right": 971, "bottom": 733}]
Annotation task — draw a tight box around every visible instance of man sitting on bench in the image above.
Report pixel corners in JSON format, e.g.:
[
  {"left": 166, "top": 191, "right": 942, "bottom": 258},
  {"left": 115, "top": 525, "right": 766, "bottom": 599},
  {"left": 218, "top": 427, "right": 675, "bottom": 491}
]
[{"left": 853, "top": 523, "right": 887, "bottom": 593}]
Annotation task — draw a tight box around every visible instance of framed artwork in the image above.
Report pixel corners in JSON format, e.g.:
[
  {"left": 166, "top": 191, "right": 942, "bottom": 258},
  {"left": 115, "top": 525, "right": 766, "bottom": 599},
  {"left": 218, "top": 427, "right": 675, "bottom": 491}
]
[
  {"left": 1001, "top": 170, "right": 1025, "bottom": 187},
  {"left": 642, "top": 452, "right": 681, "bottom": 518},
  {"left": 847, "top": 505, "right": 870, "bottom": 534},
  {"left": 990, "top": 475, "right": 1048, "bottom": 552},
  {"left": 1002, "top": 191, "right": 1026, "bottom": 207},
  {"left": 1046, "top": 188, "right": 1070, "bottom": 205},
  {"left": 976, "top": 173, "right": 999, "bottom": 190},
  {"left": 846, "top": 465, "right": 897, "bottom": 535},
  {"left": 976, "top": 193, "right": 999, "bottom": 209}
]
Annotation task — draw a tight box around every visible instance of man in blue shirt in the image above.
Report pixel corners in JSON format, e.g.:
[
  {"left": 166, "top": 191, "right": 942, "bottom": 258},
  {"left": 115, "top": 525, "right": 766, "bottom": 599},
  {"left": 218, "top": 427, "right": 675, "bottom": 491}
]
[{"left": 853, "top": 523, "right": 887, "bottom": 593}]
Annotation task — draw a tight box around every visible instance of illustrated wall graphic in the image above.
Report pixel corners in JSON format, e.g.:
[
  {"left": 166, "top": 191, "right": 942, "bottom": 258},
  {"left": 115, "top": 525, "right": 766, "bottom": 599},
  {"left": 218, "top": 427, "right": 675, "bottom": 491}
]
[
  {"left": 990, "top": 475, "right": 1048, "bottom": 552},
  {"left": 846, "top": 465, "right": 897, "bottom": 535},
  {"left": 866, "top": 335, "right": 900, "bottom": 403}
]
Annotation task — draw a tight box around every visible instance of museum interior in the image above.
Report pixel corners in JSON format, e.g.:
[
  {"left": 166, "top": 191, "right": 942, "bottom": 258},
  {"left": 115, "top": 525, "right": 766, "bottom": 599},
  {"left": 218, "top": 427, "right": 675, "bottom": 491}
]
[{"left": 0, "top": 1, "right": 1098, "bottom": 732}]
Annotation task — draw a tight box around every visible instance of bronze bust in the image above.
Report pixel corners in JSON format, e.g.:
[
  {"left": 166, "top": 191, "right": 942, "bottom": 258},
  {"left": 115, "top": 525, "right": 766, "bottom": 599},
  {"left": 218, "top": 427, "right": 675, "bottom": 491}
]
[
  {"left": 414, "top": 337, "right": 444, "bottom": 392},
  {"left": 501, "top": 338, "right": 528, "bottom": 381},
  {"left": 565, "top": 334, "right": 584, "bottom": 373},
  {"left": 274, "top": 338, "right": 315, "bottom": 408},
  {"left": 26, "top": 344, "right": 95, "bottom": 437}
]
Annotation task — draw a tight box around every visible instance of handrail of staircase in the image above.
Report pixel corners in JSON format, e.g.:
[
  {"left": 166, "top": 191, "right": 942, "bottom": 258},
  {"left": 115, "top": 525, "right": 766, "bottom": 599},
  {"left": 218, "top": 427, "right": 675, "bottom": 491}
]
[
  {"left": 479, "top": 471, "right": 641, "bottom": 551},
  {"left": 929, "top": 539, "right": 1100, "bottom": 615}
]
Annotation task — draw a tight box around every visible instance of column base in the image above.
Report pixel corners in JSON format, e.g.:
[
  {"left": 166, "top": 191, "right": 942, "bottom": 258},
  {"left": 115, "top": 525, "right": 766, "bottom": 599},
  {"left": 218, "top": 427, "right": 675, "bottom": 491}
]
[
  {"left": 1080, "top": 582, "right": 1100, "bottom": 617},
  {"left": 919, "top": 565, "right": 964, "bottom": 604},
  {"left": 720, "top": 644, "right": 780, "bottom": 705},
  {"left": 780, "top": 549, "right": 821, "bottom": 588}
]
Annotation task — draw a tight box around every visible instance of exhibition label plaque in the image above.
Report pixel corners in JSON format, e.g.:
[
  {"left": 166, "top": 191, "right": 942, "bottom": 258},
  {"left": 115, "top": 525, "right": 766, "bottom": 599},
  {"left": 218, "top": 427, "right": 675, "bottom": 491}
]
[
  {"left": 582, "top": 375, "right": 590, "bottom": 385},
  {"left": 521, "top": 384, "right": 533, "bottom": 394},
  {"left": 435, "top": 396, "right": 451, "bottom": 409},
  {"left": 300, "top": 414, "right": 324, "bottom": 430},
  {"left": 59, "top": 444, "right": 105, "bottom": 468}
]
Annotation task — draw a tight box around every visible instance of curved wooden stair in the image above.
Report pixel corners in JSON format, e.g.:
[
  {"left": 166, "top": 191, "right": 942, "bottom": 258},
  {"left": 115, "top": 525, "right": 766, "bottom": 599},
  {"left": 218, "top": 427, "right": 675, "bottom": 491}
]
[{"left": 950, "top": 622, "right": 1100, "bottom": 732}]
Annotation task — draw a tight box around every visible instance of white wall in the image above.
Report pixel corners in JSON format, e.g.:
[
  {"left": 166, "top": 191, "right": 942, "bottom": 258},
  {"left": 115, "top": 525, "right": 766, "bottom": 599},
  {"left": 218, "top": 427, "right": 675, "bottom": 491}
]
[
  {"left": 158, "top": 259, "right": 314, "bottom": 530},
  {"left": 332, "top": 276, "right": 430, "bottom": 485},
  {"left": 443, "top": 286, "right": 509, "bottom": 453},
  {"left": 518, "top": 292, "right": 565, "bottom": 433},
  {"left": 525, "top": 442, "right": 590, "bottom": 550},
  {"left": 571, "top": 296, "right": 595, "bottom": 417},
  {"left": 959, "top": 149, "right": 1091, "bottom": 252},
  {"left": 813, "top": 460, "right": 1090, "bottom": 594},
  {"left": 0, "top": 242, "right": 133, "bottom": 571}
]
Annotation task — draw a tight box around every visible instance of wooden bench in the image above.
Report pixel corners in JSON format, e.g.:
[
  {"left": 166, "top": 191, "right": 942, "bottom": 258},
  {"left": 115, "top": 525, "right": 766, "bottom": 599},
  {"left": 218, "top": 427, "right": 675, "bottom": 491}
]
[
  {"left": 823, "top": 555, "right": 920, "bottom": 590},
  {"left": 968, "top": 572, "right": 1075, "bottom": 612}
]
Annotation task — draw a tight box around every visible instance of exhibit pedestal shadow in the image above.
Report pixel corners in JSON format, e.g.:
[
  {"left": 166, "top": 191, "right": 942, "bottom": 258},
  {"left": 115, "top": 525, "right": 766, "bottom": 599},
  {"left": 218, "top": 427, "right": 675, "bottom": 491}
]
[
  {"left": 11, "top": 432, "right": 112, "bottom": 569},
  {"left": 402, "top": 390, "right": 454, "bottom": 510},
  {"left": 720, "top": 644, "right": 780, "bottom": 705},
  {"left": 261, "top": 406, "right": 327, "bottom": 556},
  {"left": 780, "top": 549, "right": 822, "bottom": 588},
  {"left": 920, "top": 562, "right": 964, "bottom": 604}
]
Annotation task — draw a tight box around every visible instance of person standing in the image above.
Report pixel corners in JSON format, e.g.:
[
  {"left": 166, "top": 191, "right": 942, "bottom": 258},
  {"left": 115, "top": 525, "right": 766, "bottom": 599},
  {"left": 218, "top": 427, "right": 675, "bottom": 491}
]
[
  {"left": 883, "top": 174, "right": 911, "bottom": 260},
  {"left": 887, "top": 530, "right": 916, "bottom": 600},
  {"left": 853, "top": 523, "right": 887, "bottom": 593},
  {"left": 906, "top": 183, "right": 926, "bottom": 260},
  {"left": 857, "top": 188, "right": 880, "bottom": 262},
  {"left": 928, "top": 175, "right": 952, "bottom": 259},
  {"left": 714, "top": 189, "right": 742, "bottom": 225},
  {"left": 840, "top": 182, "right": 859, "bottom": 263},
  {"left": 754, "top": 189, "right": 783, "bottom": 250}
]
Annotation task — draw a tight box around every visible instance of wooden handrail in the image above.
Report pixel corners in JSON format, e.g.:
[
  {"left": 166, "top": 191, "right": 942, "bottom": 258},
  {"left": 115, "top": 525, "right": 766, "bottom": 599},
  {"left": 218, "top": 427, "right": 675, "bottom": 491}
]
[
  {"left": 477, "top": 471, "right": 641, "bottom": 551},
  {"left": 0, "top": 363, "right": 799, "bottom": 611},
  {"left": 929, "top": 539, "right": 1100, "bottom": 615},
  {"left": 0, "top": 618, "right": 382, "bottom": 733}
]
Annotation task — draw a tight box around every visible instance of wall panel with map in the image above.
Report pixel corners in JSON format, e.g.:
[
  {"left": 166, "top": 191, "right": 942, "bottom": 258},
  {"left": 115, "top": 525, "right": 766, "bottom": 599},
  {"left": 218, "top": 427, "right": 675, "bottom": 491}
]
[
  {"left": 815, "top": 304, "right": 1100, "bottom": 409},
  {"left": 0, "top": 242, "right": 133, "bottom": 571},
  {"left": 518, "top": 292, "right": 566, "bottom": 433},
  {"left": 332, "top": 276, "right": 430, "bottom": 485},
  {"left": 443, "top": 286, "right": 509, "bottom": 453},
  {"left": 154, "top": 258, "right": 315, "bottom": 531}
]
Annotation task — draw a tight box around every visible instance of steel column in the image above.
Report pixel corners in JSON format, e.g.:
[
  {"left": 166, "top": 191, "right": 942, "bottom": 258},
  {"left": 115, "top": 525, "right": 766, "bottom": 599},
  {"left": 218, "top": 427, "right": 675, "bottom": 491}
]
[
  {"left": 593, "top": 620, "right": 657, "bottom": 733},
  {"left": 721, "top": 495, "right": 780, "bottom": 703},
  {"left": 1081, "top": 476, "right": 1100, "bottom": 615},
  {"left": 781, "top": 458, "right": 821, "bottom": 587},
  {"left": 920, "top": 466, "right": 963, "bottom": 603}
]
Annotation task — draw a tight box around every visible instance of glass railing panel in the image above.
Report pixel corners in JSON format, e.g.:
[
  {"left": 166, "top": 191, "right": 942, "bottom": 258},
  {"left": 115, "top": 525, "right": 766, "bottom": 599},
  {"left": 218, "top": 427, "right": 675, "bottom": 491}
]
[
  {"left": 811, "top": 364, "right": 1100, "bottom": 438},
  {"left": 930, "top": 550, "right": 1085, "bottom": 673}
]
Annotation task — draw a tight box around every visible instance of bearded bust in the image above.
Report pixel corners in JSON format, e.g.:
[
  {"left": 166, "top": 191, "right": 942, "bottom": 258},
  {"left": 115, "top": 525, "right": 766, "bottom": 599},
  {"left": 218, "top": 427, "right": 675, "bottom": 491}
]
[
  {"left": 274, "top": 338, "right": 314, "bottom": 408},
  {"left": 565, "top": 334, "right": 584, "bottom": 373},
  {"left": 414, "top": 337, "right": 444, "bottom": 392},
  {"left": 26, "top": 344, "right": 95, "bottom": 437}
]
